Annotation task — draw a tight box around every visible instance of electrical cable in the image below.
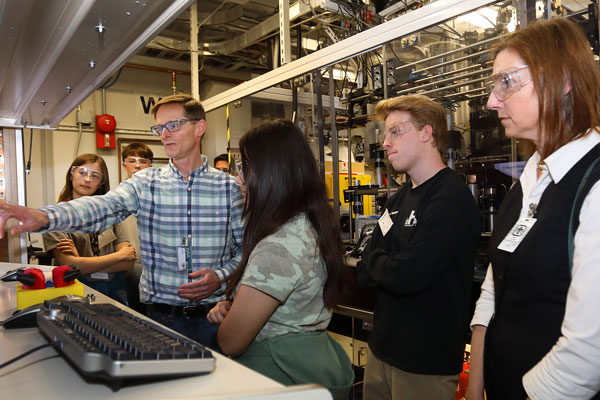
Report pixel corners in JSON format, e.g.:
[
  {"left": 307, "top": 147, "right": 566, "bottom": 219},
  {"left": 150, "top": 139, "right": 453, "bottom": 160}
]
[
  {"left": 0, "top": 342, "right": 61, "bottom": 370},
  {"left": 23, "top": 128, "right": 34, "bottom": 259},
  {"left": 100, "top": 68, "right": 123, "bottom": 90},
  {"left": 25, "top": 128, "right": 33, "bottom": 175}
]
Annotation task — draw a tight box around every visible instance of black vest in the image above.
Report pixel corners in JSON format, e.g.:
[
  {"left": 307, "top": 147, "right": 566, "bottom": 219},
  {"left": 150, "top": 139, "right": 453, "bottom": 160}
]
[{"left": 484, "top": 143, "right": 600, "bottom": 399}]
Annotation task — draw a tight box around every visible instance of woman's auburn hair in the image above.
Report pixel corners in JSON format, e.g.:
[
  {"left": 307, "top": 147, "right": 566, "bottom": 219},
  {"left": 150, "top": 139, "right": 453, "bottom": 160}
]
[{"left": 492, "top": 18, "right": 600, "bottom": 159}]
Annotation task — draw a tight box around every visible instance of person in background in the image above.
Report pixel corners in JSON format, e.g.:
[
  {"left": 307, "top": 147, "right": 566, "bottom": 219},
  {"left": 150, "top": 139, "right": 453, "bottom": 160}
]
[
  {"left": 43, "top": 154, "right": 136, "bottom": 305},
  {"left": 122, "top": 143, "right": 153, "bottom": 177},
  {"left": 207, "top": 120, "right": 353, "bottom": 399},
  {"left": 0, "top": 94, "right": 244, "bottom": 349},
  {"left": 120, "top": 143, "right": 153, "bottom": 313},
  {"left": 356, "top": 95, "right": 480, "bottom": 400},
  {"left": 466, "top": 18, "right": 600, "bottom": 400},
  {"left": 213, "top": 153, "right": 230, "bottom": 174}
]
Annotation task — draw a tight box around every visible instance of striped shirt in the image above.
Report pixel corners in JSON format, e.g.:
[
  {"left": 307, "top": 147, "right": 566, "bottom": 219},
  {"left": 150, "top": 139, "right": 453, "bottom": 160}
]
[{"left": 42, "top": 156, "right": 244, "bottom": 305}]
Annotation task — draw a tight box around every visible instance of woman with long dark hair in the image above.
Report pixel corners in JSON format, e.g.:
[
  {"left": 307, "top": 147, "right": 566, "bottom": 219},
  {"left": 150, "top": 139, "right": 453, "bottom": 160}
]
[
  {"left": 466, "top": 18, "right": 600, "bottom": 399},
  {"left": 43, "top": 154, "right": 136, "bottom": 304},
  {"left": 207, "top": 120, "right": 353, "bottom": 399}
]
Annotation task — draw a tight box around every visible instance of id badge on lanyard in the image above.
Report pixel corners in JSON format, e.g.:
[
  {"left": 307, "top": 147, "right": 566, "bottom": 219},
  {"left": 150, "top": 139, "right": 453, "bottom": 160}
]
[
  {"left": 177, "top": 237, "right": 192, "bottom": 271},
  {"left": 497, "top": 217, "right": 537, "bottom": 253}
]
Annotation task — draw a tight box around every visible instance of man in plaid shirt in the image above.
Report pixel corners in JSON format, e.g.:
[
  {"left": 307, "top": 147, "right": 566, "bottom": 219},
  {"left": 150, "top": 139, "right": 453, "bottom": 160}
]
[{"left": 0, "top": 94, "right": 244, "bottom": 350}]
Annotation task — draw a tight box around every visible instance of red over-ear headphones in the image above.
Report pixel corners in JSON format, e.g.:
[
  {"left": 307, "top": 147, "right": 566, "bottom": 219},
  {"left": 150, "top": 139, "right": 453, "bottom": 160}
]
[{"left": 17, "top": 266, "right": 80, "bottom": 290}]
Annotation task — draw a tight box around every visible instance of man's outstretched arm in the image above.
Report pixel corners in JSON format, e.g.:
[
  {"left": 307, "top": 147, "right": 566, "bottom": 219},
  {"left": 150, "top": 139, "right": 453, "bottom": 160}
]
[{"left": 0, "top": 204, "right": 49, "bottom": 238}]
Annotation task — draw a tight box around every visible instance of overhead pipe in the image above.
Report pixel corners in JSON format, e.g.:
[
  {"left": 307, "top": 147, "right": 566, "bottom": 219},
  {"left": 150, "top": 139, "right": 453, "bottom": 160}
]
[
  {"left": 442, "top": 86, "right": 488, "bottom": 99},
  {"left": 396, "top": 67, "right": 492, "bottom": 95},
  {"left": 412, "top": 48, "right": 490, "bottom": 75},
  {"left": 411, "top": 61, "right": 492, "bottom": 85},
  {"left": 58, "top": 124, "right": 152, "bottom": 136},
  {"left": 124, "top": 62, "right": 245, "bottom": 86},
  {"left": 190, "top": 1, "right": 199, "bottom": 99},
  {"left": 466, "top": 92, "right": 491, "bottom": 100},
  {"left": 394, "top": 33, "right": 507, "bottom": 71},
  {"left": 75, "top": 105, "right": 83, "bottom": 158},
  {"left": 407, "top": 76, "right": 488, "bottom": 97},
  {"left": 124, "top": 63, "right": 191, "bottom": 76}
]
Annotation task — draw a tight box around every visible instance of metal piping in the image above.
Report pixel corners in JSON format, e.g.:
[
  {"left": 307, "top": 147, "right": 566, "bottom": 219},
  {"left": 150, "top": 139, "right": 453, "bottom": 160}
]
[
  {"left": 396, "top": 67, "right": 492, "bottom": 95},
  {"left": 412, "top": 49, "right": 490, "bottom": 74},
  {"left": 329, "top": 67, "right": 340, "bottom": 220},
  {"left": 465, "top": 92, "right": 490, "bottom": 100},
  {"left": 58, "top": 124, "right": 153, "bottom": 136},
  {"left": 442, "top": 86, "right": 488, "bottom": 99},
  {"left": 124, "top": 63, "right": 191, "bottom": 75},
  {"left": 407, "top": 76, "right": 488, "bottom": 96},
  {"left": 411, "top": 61, "right": 492, "bottom": 84},
  {"left": 190, "top": 1, "right": 199, "bottom": 99},
  {"left": 125, "top": 62, "right": 245, "bottom": 88},
  {"left": 75, "top": 105, "right": 83, "bottom": 159},
  {"left": 395, "top": 33, "right": 507, "bottom": 71}
]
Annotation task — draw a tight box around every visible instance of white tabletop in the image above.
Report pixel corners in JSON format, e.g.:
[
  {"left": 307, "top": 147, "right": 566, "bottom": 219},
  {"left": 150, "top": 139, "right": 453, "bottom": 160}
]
[{"left": 0, "top": 262, "right": 331, "bottom": 400}]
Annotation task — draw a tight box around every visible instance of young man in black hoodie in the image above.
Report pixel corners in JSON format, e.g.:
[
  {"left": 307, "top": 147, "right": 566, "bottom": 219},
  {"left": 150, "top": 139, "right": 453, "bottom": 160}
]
[{"left": 357, "top": 95, "right": 480, "bottom": 400}]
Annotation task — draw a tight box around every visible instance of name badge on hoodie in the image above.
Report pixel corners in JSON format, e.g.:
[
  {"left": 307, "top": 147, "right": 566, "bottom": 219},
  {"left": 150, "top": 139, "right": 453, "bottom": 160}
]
[{"left": 378, "top": 209, "right": 394, "bottom": 236}]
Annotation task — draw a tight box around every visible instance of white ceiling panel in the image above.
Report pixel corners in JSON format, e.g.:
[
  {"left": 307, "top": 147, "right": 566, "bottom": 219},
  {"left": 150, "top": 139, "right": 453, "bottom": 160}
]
[{"left": 0, "top": 0, "right": 195, "bottom": 128}]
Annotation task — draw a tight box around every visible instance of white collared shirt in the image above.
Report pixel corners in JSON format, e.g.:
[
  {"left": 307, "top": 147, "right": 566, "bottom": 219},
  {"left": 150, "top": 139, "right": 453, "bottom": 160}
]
[{"left": 471, "top": 129, "right": 600, "bottom": 399}]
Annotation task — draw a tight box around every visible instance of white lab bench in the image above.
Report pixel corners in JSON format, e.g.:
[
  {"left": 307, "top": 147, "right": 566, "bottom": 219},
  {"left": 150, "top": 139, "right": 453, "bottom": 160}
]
[{"left": 0, "top": 263, "right": 331, "bottom": 400}]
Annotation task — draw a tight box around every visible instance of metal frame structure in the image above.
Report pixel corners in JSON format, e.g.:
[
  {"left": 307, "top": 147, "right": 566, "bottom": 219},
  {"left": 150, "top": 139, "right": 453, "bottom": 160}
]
[
  {"left": 248, "top": 86, "right": 343, "bottom": 109},
  {"left": 202, "top": 0, "right": 499, "bottom": 112},
  {"left": 279, "top": 0, "right": 291, "bottom": 66}
]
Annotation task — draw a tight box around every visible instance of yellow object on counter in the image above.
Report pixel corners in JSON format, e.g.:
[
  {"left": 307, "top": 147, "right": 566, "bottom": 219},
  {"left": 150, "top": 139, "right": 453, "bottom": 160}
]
[{"left": 16, "top": 280, "right": 85, "bottom": 309}]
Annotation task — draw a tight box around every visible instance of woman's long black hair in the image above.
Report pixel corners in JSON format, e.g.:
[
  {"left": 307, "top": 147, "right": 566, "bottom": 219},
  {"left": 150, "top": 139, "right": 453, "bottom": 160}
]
[{"left": 224, "top": 120, "right": 346, "bottom": 308}]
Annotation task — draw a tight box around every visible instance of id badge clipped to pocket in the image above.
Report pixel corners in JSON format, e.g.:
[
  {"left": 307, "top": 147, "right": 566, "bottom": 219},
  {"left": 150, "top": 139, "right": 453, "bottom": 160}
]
[{"left": 177, "top": 237, "right": 192, "bottom": 271}]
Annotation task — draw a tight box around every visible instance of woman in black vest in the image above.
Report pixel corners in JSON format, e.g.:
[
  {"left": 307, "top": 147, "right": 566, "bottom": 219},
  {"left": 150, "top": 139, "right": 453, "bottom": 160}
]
[{"left": 465, "top": 18, "right": 600, "bottom": 400}]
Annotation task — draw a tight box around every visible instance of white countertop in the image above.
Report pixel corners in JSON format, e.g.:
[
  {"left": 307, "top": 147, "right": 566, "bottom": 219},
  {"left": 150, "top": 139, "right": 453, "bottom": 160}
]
[{"left": 0, "top": 262, "right": 331, "bottom": 400}]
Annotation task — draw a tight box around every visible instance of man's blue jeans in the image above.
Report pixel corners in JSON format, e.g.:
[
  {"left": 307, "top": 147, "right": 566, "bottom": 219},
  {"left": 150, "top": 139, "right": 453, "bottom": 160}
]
[{"left": 146, "top": 308, "right": 221, "bottom": 353}]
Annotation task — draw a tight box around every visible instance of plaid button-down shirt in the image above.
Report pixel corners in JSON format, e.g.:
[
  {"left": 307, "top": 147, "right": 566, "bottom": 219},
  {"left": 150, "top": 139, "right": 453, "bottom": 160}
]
[{"left": 42, "top": 156, "right": 244, "bottom": 305}]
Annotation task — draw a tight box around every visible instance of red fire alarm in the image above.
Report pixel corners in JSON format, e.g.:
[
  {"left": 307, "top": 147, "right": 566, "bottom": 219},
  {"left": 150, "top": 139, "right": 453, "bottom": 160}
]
[{"left": 96, "top": 114, "right": 116, "bottom": 149}]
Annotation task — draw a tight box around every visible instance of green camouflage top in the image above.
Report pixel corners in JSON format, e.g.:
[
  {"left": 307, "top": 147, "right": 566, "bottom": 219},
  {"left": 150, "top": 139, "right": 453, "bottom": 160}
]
[{"left": 240, "top": 213, "right": 332, "bottom": 341}]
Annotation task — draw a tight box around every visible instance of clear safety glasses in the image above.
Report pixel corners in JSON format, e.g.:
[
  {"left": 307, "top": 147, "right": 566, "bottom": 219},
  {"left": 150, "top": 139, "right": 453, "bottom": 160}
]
[
  {"left": 380, "top": 120, "right": 413, "bottom": 145},
  {"left": 124, "top": 157, "right": 151, "bottom": 166},
  {"left": 71, "top": 166, "right": 104, "bottom": 183},
  {"left": 486, "top": 65, "right": 531, "bottom": 101}
]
